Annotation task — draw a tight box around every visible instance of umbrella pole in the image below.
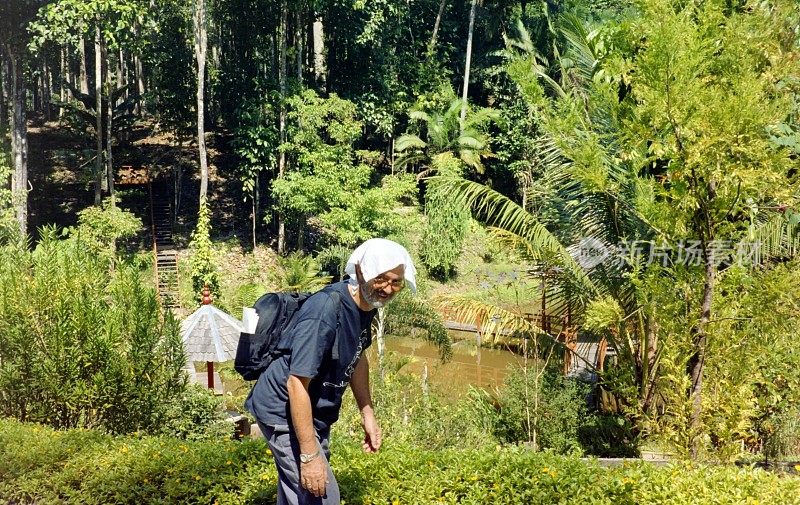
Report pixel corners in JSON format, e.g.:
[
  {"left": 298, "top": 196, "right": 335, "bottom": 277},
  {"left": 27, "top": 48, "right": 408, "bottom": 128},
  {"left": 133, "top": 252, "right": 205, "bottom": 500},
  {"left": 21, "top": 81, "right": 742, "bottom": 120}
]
[{"left": 207, "top": 361, "right": 214, "bottom": 390}]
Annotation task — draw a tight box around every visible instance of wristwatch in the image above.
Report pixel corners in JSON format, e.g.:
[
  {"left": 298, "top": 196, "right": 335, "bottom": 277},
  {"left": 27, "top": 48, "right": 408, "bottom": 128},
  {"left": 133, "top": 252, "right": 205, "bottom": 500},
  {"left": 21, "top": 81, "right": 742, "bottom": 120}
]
[{"left": 300, "top": 450, "right": 320, "bottom": 464}]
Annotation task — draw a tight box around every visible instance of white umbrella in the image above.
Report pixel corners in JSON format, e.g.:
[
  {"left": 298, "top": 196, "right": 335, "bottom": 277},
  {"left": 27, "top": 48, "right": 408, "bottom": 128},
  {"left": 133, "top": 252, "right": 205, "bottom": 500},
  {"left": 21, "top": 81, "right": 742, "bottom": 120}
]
[{"left": 180, "top": 289, "right": 243, "bottom": 390}]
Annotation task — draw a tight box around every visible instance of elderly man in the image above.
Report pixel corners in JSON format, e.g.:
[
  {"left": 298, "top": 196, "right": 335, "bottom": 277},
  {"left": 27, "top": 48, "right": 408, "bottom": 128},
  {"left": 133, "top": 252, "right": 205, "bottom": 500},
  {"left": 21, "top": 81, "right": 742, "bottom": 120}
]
[{"left": 245, "top": 238, "right": 416, "bottom": 504}]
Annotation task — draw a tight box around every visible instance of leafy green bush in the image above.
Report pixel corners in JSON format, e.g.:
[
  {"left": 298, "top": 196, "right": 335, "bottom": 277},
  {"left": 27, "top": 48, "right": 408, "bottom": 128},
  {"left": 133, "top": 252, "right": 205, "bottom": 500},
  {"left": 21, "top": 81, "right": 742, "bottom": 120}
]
[
  {"left": 764, "top": 407, "right": 800, "bottom": 462},
  {"left": 0, "top": 229, "right": 186, "bottom": 434},
  {"left": 578, "top": 413, "right": 639, "bottom": 458},
  {"left": 0, "top": 146, "right": 19, "bottom": 244},
  {"left": 2, "top": 418, "right": 799, "bottom": 505},
  {"left": 420, "top": 169, "right": 470, "bottom": 280},
  {"left": 489, "top": 364, "right": 590, "bottom": 454},
  {"left": 69, "top": 199, "right": 143, "bottom": 257},
  {"left": 157, "top": 384, "right": 233, "bottom": 441}
]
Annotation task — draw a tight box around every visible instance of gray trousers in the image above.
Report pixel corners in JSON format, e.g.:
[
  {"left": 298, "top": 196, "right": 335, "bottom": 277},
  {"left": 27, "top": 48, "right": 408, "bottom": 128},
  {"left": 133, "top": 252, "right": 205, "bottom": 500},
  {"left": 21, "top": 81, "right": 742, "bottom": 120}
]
[{"left": 259, "top": 423, "right": 340, "bottom": 505}]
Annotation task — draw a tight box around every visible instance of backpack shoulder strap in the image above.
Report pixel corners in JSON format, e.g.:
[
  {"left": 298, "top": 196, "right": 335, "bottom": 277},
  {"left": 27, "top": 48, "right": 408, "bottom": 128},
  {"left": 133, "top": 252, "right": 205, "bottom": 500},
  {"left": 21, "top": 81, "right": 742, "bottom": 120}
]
[{"left": 327, "top": 290, "right": 343, "bottom": 361}]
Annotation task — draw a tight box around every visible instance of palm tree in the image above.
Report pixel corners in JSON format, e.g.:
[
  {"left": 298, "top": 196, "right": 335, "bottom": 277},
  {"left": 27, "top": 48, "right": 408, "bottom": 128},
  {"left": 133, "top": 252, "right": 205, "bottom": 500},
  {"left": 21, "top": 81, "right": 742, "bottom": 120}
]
[
  {"left": 435, "top": 14, "right": 800, "bottom": 425},
  {"left": 394, "top": 95, "right": 497, "bottom": 178},
  {"left": 430, "top": 15, "right": 663, "bottom": 415},
  {"left": 271, "top": 252, "right": 332, "bottom": 293}
]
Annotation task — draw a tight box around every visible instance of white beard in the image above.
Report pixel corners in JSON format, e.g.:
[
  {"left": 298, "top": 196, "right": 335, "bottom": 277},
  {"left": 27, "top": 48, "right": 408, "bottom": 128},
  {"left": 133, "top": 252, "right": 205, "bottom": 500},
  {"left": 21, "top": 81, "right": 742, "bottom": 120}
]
[{"left": 360, "top": 282, "right": 385, "bottom": 308}]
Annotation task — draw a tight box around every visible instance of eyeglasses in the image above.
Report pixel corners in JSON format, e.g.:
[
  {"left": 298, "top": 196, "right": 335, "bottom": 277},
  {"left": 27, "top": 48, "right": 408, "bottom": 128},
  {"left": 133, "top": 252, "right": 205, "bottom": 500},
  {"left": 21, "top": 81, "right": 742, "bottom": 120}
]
[{"left": 371, "top": 275, "right": 405, "bottom": 291}]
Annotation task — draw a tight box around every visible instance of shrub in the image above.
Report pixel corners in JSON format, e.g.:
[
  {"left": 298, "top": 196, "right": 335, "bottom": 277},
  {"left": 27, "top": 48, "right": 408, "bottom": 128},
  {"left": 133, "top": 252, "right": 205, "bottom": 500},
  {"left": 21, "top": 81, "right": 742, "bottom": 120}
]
[
  {"left": 491, "top": 363, "right": 590, "bottom": 454},
  {"left": 764, "top": 407, "right": 800, "bottom": 462},
  {"left": 2, "top": 418, "right": 799, "bottom": 505},
  {"left": 157, "top": 384, "right": 233, "bottom": 441},
  {"left": 578, "top": 412, "right": 639, "bottom": 458},
  {"left": 0, "top": 147, "right": 19, "bottom": 244},
  {"left": 0, "top": 230, "right": 186, "bottom": 434},
  {"left": 69, "top": 199, "right": 142, "bottom": 257}
]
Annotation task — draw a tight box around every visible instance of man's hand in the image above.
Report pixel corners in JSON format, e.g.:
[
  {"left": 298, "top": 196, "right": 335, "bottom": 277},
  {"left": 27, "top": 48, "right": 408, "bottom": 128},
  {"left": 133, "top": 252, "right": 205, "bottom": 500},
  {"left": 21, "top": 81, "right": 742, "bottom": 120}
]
[
  {"left": 361, "top": 409, "right": 381, "bottom": 453},
  {"left": 300, "top": 457, "right": 329, "bottom": 497}
]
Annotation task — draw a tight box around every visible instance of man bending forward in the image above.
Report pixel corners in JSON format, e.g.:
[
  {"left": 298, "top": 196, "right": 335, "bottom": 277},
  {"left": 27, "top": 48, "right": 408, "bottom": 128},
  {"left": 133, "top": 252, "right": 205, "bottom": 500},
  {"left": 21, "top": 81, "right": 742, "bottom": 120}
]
[{"left": 245, "top": 238, "right": 417, "bottom": 504}]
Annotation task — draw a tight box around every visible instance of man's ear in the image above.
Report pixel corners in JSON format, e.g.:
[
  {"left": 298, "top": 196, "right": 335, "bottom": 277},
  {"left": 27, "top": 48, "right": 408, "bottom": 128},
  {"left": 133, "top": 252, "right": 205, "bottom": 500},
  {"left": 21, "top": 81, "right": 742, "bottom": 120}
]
[{"left": 355, "top": 264, "right": 364, "bottom": 283}]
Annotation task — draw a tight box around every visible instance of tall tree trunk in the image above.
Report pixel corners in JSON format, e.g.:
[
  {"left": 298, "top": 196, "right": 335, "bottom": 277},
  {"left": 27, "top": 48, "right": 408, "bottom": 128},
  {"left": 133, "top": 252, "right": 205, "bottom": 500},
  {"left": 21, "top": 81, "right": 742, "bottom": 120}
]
[
  {"left": 0, "top": 52, "right": 7, "bottom": 135},
  {"left": 106, "top": 44, "right": 114, "bottom": 204},
  {"left": 117, "top": 47, "right": 126, "bottom": 105},
  {"left": 94, "top": 24, "right": 104, "bottom": 205},
  {"left": 33, "top": 69, "right": 41, "bottom": 114},
  {"left": 312, "top": 18, "right": 325, "bottom": 90},
  {"left": 64, "top": 44, "right": 73, "bottom": 99},
  {"left": 687, "top": 180, "right": 717, "bottom": 458},
  {"left": 134, "top": 51, "right": 144, "bottom": 115},
  {"left": 295, "top": 5, "right": 303, "bottom": 82},
  {"left": 428, "top": 0, "right": 447, "bottom": 53},
  {"left": 641, "top": 313, "right": 659, "bottom": 414},
  {"left": 117, "top": 47, "right": 128, "bottom": 143},
  {"left": 59, "top": 46, "right": 66, "bottom": 118},
  {"left": 79, "top": 37, "right": 89, "bottom": 95},
  {"left": 210, "top": 41, "right": 220, "bottom": 124},
  {"left": 133, "top": 21, "right": 145, "bottom": 116},
  {"left": 277, "top": 0, "right": 288, "bottom": 254},
  {"left": 687, "top": 245, "right": 714, "bottom": 457},
  {"left": 194, "top": 0, "right": 209, "bottom": 202},
  {"left": 42, "top": 57, "right": 52, "bottom": 121},
  {"left": 7, "top": 46, "right": 28, "bottom": 237},
  {"left": 460, "top": 0, "right": 478, "bottom": 130}
]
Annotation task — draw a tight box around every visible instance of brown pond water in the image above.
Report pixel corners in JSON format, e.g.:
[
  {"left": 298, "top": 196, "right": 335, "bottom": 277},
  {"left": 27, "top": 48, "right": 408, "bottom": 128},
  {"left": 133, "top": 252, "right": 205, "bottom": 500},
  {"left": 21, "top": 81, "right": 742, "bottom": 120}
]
[{"left": 364, "top": 332, "right": 524, "bottom": 397}]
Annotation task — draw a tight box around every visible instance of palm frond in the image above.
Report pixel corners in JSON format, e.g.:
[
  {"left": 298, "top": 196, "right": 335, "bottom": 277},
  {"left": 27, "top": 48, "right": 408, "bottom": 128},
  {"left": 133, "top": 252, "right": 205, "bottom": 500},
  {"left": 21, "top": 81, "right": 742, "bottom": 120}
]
[
  {"left": 466, "top": 107, "right": 501, "bottom": 129},
  {"left": 558, "top": 13, "right": 599, "bottom": 89},
  {"left": 458, "top": 150, "right": 485, "bottom": 173},
  {"left": 501, "top": 19, "right": 546, "bottom": 64},
  {"left": 435, "top": 293, "right": 597, "bottom": 373},
  {"left": 430, "top": 176, "right": 598, "bottom": 299},
  {"left": 272, "top": 252, "right": 332, "bottom": 293},
  {"left": 445, "top": 98, "right": 464, "bottom": 118},
  {"left": 408, "top": 110, "right": 431, "bottom": 123},
  {"left": 395, "top": 134, "right": 427, "bottom": 152},
  {"left": 457, "top": 132, "right": 487, "bottom": 151},
  {"left": 488, "top": 228, "right": 588, "bottom": 314},
  {"left": 394, "top": 150, "right": 428, "bottom": 171},
  {"left": 434, "top": 294, "right": 543, "bottom": 345},
  {"left": 742, "top": 211, "right": 800, "bottom": 263}
]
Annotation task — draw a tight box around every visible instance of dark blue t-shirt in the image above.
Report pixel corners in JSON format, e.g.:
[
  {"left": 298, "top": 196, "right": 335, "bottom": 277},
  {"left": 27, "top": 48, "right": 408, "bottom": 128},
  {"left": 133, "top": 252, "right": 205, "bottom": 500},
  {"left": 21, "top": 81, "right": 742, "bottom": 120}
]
[{"left": 245, "top": 281, "right": 375, "bottom": 431}]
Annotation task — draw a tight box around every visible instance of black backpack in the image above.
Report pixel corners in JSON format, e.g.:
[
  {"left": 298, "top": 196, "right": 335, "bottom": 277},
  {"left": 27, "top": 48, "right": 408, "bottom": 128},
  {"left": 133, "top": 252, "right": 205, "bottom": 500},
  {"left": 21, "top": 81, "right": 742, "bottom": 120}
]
[{"left": 234, "top": 289, "right": 341, "bottom": 381}]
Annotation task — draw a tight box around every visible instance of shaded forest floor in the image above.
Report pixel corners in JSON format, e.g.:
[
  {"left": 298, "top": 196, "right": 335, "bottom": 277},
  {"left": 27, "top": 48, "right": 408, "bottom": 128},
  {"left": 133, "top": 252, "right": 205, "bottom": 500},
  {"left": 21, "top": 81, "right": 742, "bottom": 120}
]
[{"left": 26, "top": 115, "right": 251, "bottom": 247}]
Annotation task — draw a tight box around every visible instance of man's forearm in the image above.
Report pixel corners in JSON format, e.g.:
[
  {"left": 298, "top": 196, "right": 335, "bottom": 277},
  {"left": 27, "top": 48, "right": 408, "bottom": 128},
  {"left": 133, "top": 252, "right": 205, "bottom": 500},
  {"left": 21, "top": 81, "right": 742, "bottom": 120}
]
[
  {"left": 351, "top": 357, "right": 373, "bottom": 413},
  {"left": 351, "top": 356, "right": 381, "bottom": 452},
  {"left": 287, "top": 374, "right": 318, "bottom": 455}
]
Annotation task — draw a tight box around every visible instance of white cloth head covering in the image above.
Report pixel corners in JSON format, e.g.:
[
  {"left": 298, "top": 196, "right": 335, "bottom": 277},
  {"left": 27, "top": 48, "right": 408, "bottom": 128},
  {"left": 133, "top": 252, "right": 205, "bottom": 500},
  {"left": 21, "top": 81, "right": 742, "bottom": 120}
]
[{"left": 345, "top": 238, "right": 417, "bottom": 294}]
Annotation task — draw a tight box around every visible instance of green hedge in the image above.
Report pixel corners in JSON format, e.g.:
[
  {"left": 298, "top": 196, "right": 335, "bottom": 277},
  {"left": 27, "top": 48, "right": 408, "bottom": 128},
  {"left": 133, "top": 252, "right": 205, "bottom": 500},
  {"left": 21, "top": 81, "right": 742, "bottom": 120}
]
[{"left": 1, "top": 418, "right": 799, "bottom": 505}]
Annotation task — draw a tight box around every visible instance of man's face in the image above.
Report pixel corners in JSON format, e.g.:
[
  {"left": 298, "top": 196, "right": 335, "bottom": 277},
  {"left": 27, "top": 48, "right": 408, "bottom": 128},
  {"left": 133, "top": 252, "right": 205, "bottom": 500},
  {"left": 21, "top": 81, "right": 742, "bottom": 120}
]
[{"left": 358, "top": 265, "right": 405, "bottom": 308}]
